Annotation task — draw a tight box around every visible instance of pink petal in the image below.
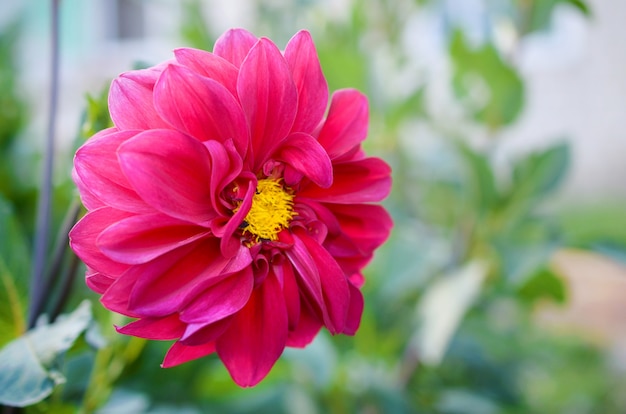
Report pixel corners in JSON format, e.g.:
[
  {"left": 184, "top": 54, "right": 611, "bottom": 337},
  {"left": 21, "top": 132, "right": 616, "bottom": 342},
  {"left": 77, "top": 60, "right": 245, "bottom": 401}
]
[
  {"left": 293, "top": 229, "right": 350, "bottom": 334},
  {"left": 276, "top": 133, "right": 332, "bottom": 188},
  {"left": 128, "top": 239, "right": 252, "bottom": 316},
  {"left": 153, "top": 64, "right": 249, "bottom": 156},
  {"left": 69, "top": 207, "right": 134, "bottom": 277},
  {"left": 162, "top": 341, "right": 216, "bottom": 368},
  {"left": 179, "top": 317, "right": 232, "bottom": 346},
  {"left": 85, "top": 270, "right": 116, "bottom": 294},
  {"left": 216, "top": 273, "right": 288, "bottom": 387},
  {"left": 72, "top": 167, "right": 104, "bottom": 210},
  {"left": 179, "top": 268, "right": 254, "bottom": 325},
  {"left": 317, "top": 89, "right": 369, "bottom": 160},
  {"left": 97, "top": 213, "right": 210, "bottom": 265},
  {"left": 109, "top": 69, "right": 171, "bottom": 130},
  {"left": 237, "top": 38, "right": 298, "bottom": 170},
  {"left": 343, "top": 282, "right": 364, "bottom": 335},
  {"left": 284, "top": 30, "right": 328, "bottom": 133},
  {"left": 274, "top": 263, "right": 300, "bottom": 330},
  {"left": 213, "top": 28, "right": 258, "bottom": 67},
  {"left": 286, "top": 305, "right": 322, "bottom": 347},
  {"left": 174, "top": 48, "right": 239, "bottom": 96},
  {"left": 334, "top": 203, "right": 393, "bottom": 250},
  {"left": 74, "top": 128, "right": 153, "bottom": 213},
  {"left": 117, "top": 129, "right": 216, "bottom": 225},
  {"left": 298, "top": 157, "right": 392, "bottom": 204},
  {"left": 116, "top": 314, "right": 185, "bottom": 340}
]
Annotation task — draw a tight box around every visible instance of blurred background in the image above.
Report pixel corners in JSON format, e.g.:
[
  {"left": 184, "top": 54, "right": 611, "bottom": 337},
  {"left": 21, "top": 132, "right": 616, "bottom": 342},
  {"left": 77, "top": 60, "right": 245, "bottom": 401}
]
[{"left": 1, "top": 0, "right": 626, "bottom": 412}]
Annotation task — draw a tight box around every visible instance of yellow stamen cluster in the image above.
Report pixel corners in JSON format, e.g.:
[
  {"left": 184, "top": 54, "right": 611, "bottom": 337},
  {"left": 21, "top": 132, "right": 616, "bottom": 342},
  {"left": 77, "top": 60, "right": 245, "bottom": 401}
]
[{"left": 240, "top": 178, "right": 295, "bottom": 242}]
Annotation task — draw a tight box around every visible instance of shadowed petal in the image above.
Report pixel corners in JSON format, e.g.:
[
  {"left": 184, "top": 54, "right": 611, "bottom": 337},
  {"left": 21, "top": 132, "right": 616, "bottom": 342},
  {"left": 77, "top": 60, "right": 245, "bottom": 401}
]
[
  {"left": 213, "top": 28, "right": 258, "bottom": 67},
  {"left": 97, "top": 213, "right": 210, "bottom": 265},
  {"left": 118, "top": 129, "right": 216, "bottom": 225},
  {"left": 174, "top": 48, "right": 239, "bottom": 95},
  {"left": 343, "top": 282, "right": 364, "bottom": 335},
  {"left": 284, "top": 30, "right": 328, "bottom": 133},
  {"left": 237, "top": 38, "right": 298, "bottom": 170},
  {"left": 154, "top": 64, "right": 249, "bottom": 155},
  {"left": 276, "top": 133, "right": 332, "bottom": 188},
  {"left": 217, "top": 273, "right": 288, "bottom": 387},
  {"left": 326, "top": 203, "right": 393, "bottom": 254},
  {"left": 317, "top": 89, "right": 368, "bottom": 160},
  {"left": 179, "top": 317, "right": 232, "bottom": 346},
  {"left": 162, "top": 341, "right": 216, "bottom": 368},
  {"left": 298, "top": 157, "right": 392, "bottom": 204},
  {"left": 286, "top": 305, "right": 322, "bottom": 347}
]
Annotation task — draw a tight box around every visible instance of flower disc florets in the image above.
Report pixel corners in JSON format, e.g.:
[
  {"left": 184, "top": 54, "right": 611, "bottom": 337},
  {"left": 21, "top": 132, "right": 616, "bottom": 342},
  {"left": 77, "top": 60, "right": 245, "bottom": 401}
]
[{"left": 238, "top": 178, "right": 295, "bottom": 242}]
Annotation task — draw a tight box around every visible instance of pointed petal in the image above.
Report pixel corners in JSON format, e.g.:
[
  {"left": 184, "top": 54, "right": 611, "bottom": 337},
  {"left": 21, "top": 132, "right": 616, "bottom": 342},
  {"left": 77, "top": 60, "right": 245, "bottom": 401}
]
[
  {"left": 117, "top": 129, "right": 215, "bottom": 225},
  {"left": 174, "top": 48, "right": 239, "bottom": 95},
  {"left": 69, "top": 207, "right": 134, "bottom": 276},
  {"left": 116, "top": 314, "right": 185, "bottom": 340},
  {"left": 85, "top": 270, "right": 115, "bottom": 294},
  {"left": 276, "top": 133, "right": 332, "bottom": 188},
  {"left": 298, "top": 157, "right": 392, "bottom": 204},
  {"left": 180, "top": 268, "right": 254, "bottom": 325},
  {"left": 153, "top": 64, "right": 249, "bottom": 155},
  {"left": 74, "top": 128, "right": 153, "bottom": 213},
  {"left": 216, "top": 273, "right": 288, "bottom": 387},
  {"left": 294, "top": 230, "right": 350, "bottom": 334},
  {"left": 284, "top": 30, "right": 328, "bottom": 133},
  {"left": 213, "top": 28, "right": 258, "bottom": 67},
  {"left": 162, "top": 341, "right": 216, "bottom": 368},
  {"left": 343, "top": 282, "right": 364, "bottom": 335},
  {"left": 97, "top": 213, "right": 210, "bottom": 265},
  {"left": 109, "top": 68, "right": 171, "bottom": 130},
  {"left": 317, "top": 89, "right": 368, "bottom": 160},
  {"left": 237, "top": 38, "right": 298, "bottom": 170}
]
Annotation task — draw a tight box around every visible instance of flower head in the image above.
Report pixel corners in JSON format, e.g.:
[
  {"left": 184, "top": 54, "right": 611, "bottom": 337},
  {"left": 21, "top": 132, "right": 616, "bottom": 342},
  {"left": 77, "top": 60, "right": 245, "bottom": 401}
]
[{"left": 70, "top": 28, "right": 392, "bottom": 387}]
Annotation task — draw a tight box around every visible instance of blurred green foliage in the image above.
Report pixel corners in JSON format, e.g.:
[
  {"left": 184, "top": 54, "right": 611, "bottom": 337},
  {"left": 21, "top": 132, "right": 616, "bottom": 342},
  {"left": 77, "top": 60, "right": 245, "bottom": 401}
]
[{"left": 2, "top": 0, "right": 626, "bottom": 412}]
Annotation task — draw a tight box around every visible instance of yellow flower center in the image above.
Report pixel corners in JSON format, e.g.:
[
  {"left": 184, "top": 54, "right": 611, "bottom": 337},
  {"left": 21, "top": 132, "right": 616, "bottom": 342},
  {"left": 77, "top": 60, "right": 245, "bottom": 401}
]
[{"left": 241, "top": 178, "right": 295, "bottom": 242}]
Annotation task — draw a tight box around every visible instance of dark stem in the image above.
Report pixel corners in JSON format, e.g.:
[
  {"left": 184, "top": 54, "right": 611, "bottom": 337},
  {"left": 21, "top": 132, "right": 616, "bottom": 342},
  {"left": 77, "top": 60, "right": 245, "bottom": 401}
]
[
  {"left": 50, "top": 252, "right": 80, "bottom": 322},
  {"left": 30, "top": 200, "right": 80, "bottom": 321},
  {"left": 29, "top": 0, "right": 61, "bottom": 328}
]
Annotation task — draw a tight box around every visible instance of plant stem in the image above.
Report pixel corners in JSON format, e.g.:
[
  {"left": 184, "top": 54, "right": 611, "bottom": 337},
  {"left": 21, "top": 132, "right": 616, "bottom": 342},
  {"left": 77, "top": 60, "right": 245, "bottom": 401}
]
[{"left": 29, "top": 0, "right": 61, "bottom": 328}]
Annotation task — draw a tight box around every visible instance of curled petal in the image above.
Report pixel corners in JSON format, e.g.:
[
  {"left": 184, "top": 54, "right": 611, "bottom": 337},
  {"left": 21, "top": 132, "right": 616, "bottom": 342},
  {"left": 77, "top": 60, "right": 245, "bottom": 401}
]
[
  {"left": 317, "top": 89, "right": 369, "bottom": 160},
  {"left": 276, "top": 133, "right": 332, "bottom": 188},
  {"left": 284, "top": 30, "right": 328, "bottom": 133},
  {"left": 213, "top": 28, "right": 258, "bottom": 67},
  {"left": 217, "top": 272, "right": 288, "bottom": 387},
  {"left": 237, "top": 38, "right": 298, "bottom": 170},
  {"left": 153, "top": 64, "right": 249, "bottom": 155},
  {"left": 179, "top": 317, "right": 232, "bottom": 346},
  {"left": 343, "top": 282, "right": 364, "bottom": 335},
  {"left": 298, "top": 157, "right": 392, "bottom": 204},
  {"left": 118, "top": 129, "right": 216, "bottom": 225}
]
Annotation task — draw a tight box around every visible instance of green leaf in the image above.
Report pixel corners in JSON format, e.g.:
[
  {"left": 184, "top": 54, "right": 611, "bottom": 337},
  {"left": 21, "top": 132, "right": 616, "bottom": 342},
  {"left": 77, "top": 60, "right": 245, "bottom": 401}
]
[
  {"left": 0, "top": 300, "right": 92, "bottom": 407},
  {"left": 449, "top": 30, "right": 524, "bottom": 129},
  {"left": 454, "top": 140, "right": 498, "bottom": 214},
  {"left": 511, "top": 142, "right": 569, "bottom": 201},
  {"left": 518, "top": 267, "right": 567, "bottom": 304}
]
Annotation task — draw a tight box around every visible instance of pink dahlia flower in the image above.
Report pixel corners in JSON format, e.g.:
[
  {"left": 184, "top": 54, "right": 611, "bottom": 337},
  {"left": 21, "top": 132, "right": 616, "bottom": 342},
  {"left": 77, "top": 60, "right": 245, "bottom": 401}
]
[{"left": 70, "top": 28, "right": 392, "bottom": 387}]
